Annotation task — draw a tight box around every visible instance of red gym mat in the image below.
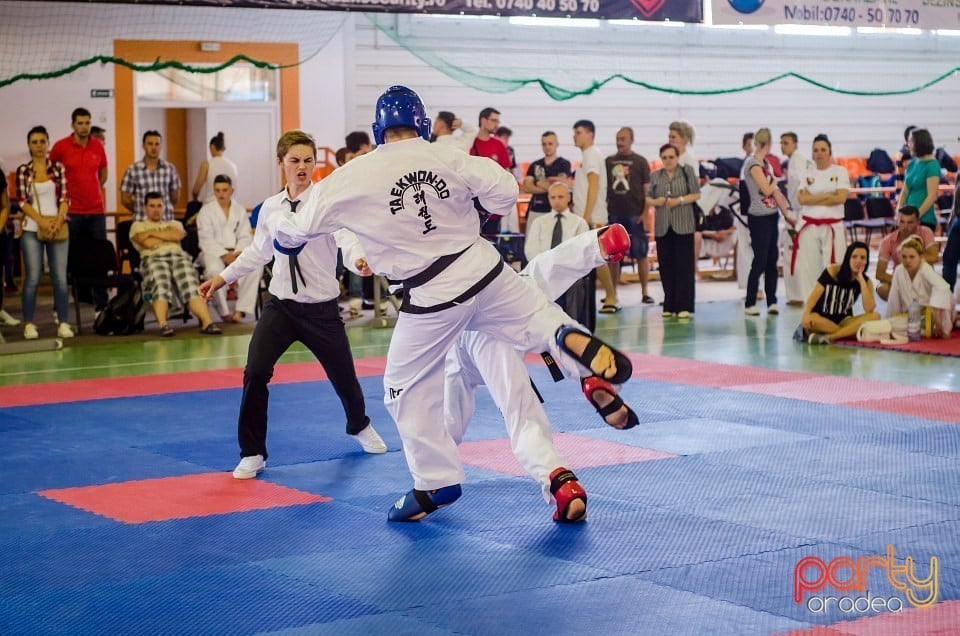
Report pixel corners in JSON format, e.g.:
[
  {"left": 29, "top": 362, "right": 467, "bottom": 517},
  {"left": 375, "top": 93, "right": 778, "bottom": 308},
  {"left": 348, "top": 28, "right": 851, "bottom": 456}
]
[
  {"left": 38, "top": 473, "right": 331, "bottom": 524},
  {"left": 459, "top": 432, "right": 676, "bottom": 477},
  {"left": 835, "top": 331, "right": 960, "bottom": 357}
]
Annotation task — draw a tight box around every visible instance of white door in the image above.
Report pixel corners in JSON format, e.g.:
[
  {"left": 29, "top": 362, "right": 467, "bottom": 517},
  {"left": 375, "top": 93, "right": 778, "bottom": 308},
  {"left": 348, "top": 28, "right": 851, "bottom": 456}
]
[{"left": 204, "top": 107, "right": 279, "bottom": 209}]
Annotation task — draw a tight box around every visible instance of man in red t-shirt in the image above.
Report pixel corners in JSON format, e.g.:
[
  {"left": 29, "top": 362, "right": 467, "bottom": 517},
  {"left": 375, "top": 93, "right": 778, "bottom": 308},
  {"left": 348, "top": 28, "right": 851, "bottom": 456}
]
[
  {"left": 470, "top": 107, "right": 512, "bottom": 170},
  {"left": 470, "top": 107, "right": 512, "bottom": 234},
  {"left": 50, "top": 107, "right": 109, "bottom": 309}
]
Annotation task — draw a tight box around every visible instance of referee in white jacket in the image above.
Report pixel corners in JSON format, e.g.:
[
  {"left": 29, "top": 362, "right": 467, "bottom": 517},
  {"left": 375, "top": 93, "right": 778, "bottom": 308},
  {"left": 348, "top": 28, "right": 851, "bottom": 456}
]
[
  {"left": 276, "top": 86, "right": 633, "bottom": 522},
  {"left": 200, "top": 131, "right": 386, "bottom": 481}
]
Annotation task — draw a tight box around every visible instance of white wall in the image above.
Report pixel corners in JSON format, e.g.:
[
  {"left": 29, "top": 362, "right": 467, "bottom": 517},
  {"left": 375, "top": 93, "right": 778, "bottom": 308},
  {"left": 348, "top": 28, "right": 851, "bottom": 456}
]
[
  {"left": 4, "top": 2, "right": 960, "bottom": 202},
  {"left": 0, "top": 63, "right": 116, "bottom": 202},
  {"left": 351, "top": 15, "right": 960, "bottom": 167},
  {"left": 0, "top": 1, "right": 349, "bottom": 208},
  {"left": 300, "top": 26, "right": 349, "bottom": 149}
]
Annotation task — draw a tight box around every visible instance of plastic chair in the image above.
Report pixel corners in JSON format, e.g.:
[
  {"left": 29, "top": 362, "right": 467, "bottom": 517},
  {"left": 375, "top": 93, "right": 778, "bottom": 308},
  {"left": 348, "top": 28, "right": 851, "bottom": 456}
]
[
  {"left": 854, "top": 198, "right": 896, "bottom": 245},
  {"left": 843, "top": 199, "right": 864, "bottom": 242},
  {"left": 115, "top": 219, "right": 140, "bottom": 274},
  {"left": 175, "top": 225, "right": 204, "bottom": 324},
  {"left": 67, "top": 237, "right": 140, "bottom": 334}
]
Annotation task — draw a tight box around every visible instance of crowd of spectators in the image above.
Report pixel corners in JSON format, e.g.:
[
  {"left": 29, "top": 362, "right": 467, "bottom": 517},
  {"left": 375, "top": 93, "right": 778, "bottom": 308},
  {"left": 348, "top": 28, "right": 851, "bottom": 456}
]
[{"left": 3, "top": 105, "right": 959, "bottom": 345}]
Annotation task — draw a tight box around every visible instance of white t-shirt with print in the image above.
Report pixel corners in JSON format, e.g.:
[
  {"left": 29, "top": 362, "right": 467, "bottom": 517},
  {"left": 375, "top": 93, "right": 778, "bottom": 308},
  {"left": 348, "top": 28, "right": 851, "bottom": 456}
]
[{"left": 573, "top": 145, "right": 608, "bottom": 226}]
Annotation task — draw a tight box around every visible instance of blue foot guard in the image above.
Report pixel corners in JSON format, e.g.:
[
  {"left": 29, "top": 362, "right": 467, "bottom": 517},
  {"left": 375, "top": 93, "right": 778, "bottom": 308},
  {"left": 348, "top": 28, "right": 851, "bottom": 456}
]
[{"left": 388, "top": 484, "right": 462, "bottom": 522}]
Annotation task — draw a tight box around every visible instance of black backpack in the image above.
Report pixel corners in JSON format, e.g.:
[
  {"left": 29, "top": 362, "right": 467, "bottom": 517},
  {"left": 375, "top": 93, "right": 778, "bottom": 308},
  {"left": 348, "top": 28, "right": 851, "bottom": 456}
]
[
  {"left": 936, "top": 147, "right": 958, "bottom": 173},
  {"left": 867, "top": 148, "right": 896, "bottom": 174},
  {"left": 94, "top": 282, "right": 146, "bottom": 336}
]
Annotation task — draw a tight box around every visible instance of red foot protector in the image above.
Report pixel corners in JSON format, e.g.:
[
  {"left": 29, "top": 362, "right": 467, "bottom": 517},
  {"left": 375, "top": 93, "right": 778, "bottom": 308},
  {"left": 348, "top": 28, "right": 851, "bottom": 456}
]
[
  {"left": 38, "top": 473, "right": 331, "bottom": 524},
  {"left": 582, "top": 376, "right": 640, "bottom": 429},
  {"left": 550, "top": 467, "right": 587, "bottom": 523}
]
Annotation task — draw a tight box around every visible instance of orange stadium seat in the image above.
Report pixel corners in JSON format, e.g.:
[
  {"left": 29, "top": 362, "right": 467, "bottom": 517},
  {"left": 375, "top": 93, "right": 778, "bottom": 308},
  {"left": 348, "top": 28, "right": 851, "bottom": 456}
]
[
  {"left": 311, "top": 146, "right": 338, "bottom": 182},
  {"left": 836, "top": 156, "right": 870, "bottom": 181}
]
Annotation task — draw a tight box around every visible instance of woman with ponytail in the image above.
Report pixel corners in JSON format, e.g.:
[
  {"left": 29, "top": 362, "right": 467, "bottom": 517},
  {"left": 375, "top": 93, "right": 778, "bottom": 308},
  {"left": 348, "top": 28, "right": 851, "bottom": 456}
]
[{"left": 191, "top": 131, "right": 238, "bottom": 203}]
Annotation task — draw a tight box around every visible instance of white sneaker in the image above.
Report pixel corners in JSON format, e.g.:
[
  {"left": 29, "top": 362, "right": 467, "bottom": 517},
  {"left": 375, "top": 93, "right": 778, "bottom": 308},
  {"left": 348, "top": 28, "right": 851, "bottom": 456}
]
[
  {"left": 767, "top": 304, "right": 779, "bottom": 315},
  {"left": 23, "top": 323, "right": 39, "bottom": 340},
  {"left": 677, "top": 310, "right": 692, "bottom": 319},
  {"left": 352, "top": 424, "right": 387, "bottom": 454},
  {"left": 233, "top": 454, "right": 265, "bottom": 479},
  {"left": 808, "top": 333, "right": 831, "bottom": 345},
  {"left": 57, "top": 322, "right": 75, "bottom": 338},
  {"left": 0, "top": 309, "right": 20, "bottom": 326},
  {"left": 745, "top": 306, "right": 760, "bottom": 316}
]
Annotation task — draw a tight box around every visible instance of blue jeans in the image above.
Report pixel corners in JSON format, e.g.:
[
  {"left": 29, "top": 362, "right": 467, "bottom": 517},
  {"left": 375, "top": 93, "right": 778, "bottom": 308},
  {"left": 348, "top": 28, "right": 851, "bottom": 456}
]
[
  {"left": 21, "top": 231, "right": 70, "bottom": 323},
  {"left": 68, "top": 214, "right": 108, "bottom": 309},
  {"left": 943, "top": 218, "right": 960, "bottom": 292}
]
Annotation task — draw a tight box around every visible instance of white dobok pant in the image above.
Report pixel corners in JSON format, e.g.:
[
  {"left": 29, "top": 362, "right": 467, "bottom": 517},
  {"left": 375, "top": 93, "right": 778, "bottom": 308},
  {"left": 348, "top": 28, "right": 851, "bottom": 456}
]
[
  {"left": 384, "top": 237, "right": 602, "bottom": 492},
  {"left": 444, "top": 231, "right": 606, "bottom": 501},
  {"left": 795, "top": 220, "right": 846, "bottom": 302},
  {"left": 202, "top": 253, "right": 260, "bottom": 318},
  {"left": 779, "top": 214, "right": 803, "bottom": 304}
]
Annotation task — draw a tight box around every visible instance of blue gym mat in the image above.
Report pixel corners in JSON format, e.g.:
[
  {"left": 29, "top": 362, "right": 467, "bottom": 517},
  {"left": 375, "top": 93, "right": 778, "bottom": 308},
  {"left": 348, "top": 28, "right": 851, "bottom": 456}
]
[{"left": 1, "top": 370, "right": 957, "bottom": 635}]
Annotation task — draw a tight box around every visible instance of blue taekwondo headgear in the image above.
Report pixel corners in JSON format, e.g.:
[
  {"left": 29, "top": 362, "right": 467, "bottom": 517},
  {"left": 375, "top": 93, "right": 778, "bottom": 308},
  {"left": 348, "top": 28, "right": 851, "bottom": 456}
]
[{"left": 371, "top": 85, "right": 432, "bottom": 146}]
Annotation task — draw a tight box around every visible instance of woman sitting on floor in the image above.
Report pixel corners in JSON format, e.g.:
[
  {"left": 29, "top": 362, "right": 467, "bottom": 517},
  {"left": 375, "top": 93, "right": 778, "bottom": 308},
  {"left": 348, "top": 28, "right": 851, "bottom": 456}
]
[
  {"left": 887, "top": 235, "right": 956, "bottom": 339},
  {"left": 796, "top": 241, "right": 879, "bottom": 344}
]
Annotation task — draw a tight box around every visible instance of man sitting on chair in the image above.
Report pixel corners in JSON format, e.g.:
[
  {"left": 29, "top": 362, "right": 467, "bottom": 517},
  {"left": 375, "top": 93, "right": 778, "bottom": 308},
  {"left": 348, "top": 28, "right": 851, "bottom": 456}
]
[
  {"left": 197, "top": 174, "right": 258, "bottom": 323},
  {"left": 874, "top": 205, "right": 939, "bottom": 301},
  {"left": 130, "top": 191, "right": 221, "bottom": 337},
  {"left": 699, "top": 202, "right": 737, "bottom": 273}
]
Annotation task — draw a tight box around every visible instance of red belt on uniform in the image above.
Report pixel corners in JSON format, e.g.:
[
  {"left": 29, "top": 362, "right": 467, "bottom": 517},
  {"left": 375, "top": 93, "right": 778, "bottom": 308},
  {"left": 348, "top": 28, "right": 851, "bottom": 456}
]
[{"left": 791, "top": 216, "right": 842, "bottom": 275}]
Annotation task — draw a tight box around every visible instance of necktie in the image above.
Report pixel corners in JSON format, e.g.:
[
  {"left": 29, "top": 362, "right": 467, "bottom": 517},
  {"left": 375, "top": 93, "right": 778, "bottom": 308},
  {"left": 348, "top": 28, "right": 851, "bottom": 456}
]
[
  {"left": 551, "top": 213, "right": 564, "bottom": 249},
  {"left": 286, "top": 199, "right": 307, "bottom": 294}
]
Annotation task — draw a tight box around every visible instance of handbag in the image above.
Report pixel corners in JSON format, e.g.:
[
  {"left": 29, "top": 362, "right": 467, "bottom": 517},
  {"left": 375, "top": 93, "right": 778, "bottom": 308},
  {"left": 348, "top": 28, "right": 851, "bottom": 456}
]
[
  {"left": 32, "top": 182, "right": 69, "bottom": 243},
  {"left": 683, "top": 165, "right": 706, "bottom": 231},
  {"left": 857, "top": 319, "right": 907, "bottom": 345}
]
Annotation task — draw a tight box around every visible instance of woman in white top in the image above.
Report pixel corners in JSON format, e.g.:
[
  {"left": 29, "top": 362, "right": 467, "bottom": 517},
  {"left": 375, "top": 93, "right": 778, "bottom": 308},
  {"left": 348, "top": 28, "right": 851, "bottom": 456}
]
[
  {"left": 15, "top": 125, "right": 73, "bottom": 340},
  {"left": 191, "top": 131, "right": 239, "bottom": 203},
  {"left": 794, "top": 134, "right": 850, "bottom": 302},
  {"left": 887, "top": 235, "right": 955, "bottom": 338}
]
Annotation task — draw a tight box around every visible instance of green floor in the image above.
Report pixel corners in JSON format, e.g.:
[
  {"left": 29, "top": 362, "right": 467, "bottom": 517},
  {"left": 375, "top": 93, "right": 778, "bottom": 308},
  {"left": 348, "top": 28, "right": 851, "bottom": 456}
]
[{"left": 2, "top": 294, "right": 955, "bottom": 392}]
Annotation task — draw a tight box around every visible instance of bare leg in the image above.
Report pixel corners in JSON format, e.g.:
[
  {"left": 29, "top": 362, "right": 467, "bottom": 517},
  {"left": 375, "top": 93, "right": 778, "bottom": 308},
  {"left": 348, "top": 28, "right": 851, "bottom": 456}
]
[
  {"left": 639, "top": 256, "right": 650, "bottom": 297},
  {"left": 152, "top": 299, "right": 169, "bottom": 327},
  {"left": 825, "top": 312, "right": 881, "bottom": 342},
  {"left": 597, "top": 263, "right": 617, "bottom": 306},
  {"left": 188, "top": 296, "right": 215, "bottom": 329},
  {"left": 610, "top": 260, "right": 623, "bottom": 284}
]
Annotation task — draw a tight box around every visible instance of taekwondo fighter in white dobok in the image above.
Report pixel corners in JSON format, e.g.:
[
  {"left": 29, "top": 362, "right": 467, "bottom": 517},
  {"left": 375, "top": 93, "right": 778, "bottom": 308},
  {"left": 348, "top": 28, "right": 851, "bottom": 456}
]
[
  {"left": 445, "top": 225, "right": 637, "bottom": 523},
  {"left": 276, "top": 85, "right": 635, "bottom": 523}
]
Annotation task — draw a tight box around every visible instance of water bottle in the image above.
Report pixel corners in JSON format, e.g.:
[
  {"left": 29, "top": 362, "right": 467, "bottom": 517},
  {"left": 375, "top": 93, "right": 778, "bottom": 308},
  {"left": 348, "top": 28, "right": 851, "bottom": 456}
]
[{"left": 907, "top": 299, "right": 922, "bottom": 342}]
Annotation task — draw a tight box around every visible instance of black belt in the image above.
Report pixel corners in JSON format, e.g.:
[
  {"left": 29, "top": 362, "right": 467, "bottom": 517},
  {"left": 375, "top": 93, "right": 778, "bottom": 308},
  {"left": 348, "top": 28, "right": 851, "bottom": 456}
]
[
  {"left": 387, "top": 245, "right": 471, "bottom": 289},
  {"left": 400, "top": 260, "right": 504, "bottom": 315}
]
